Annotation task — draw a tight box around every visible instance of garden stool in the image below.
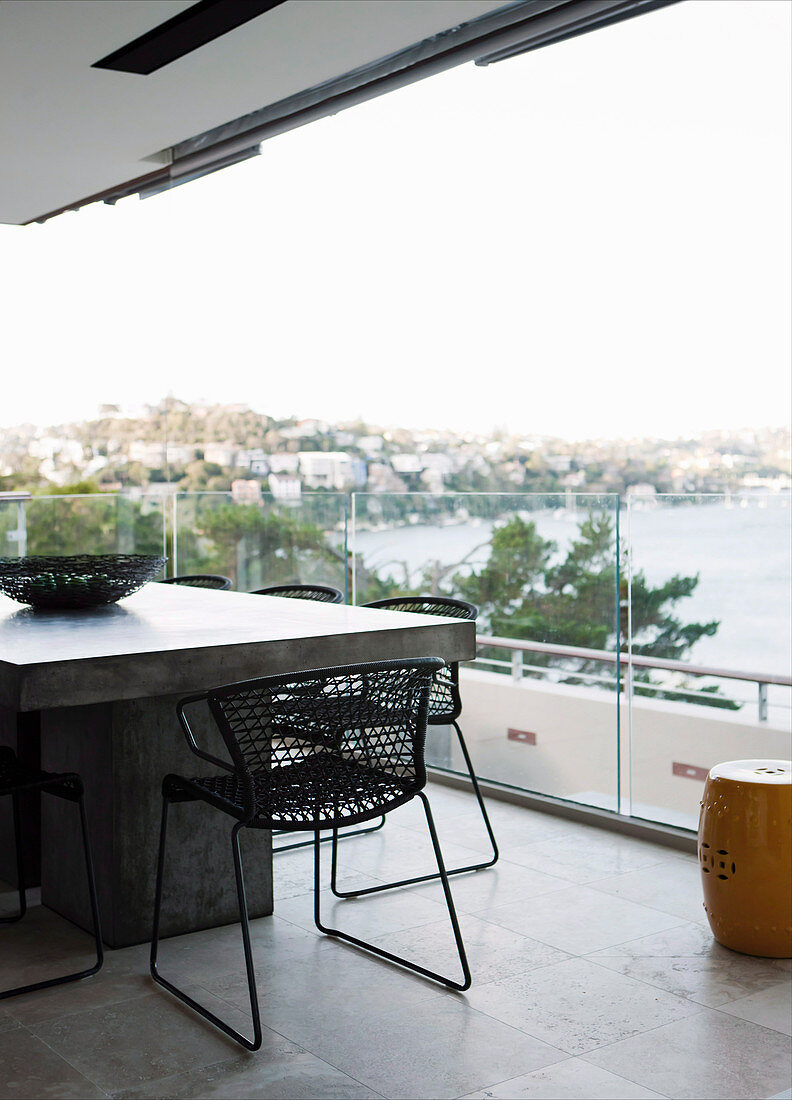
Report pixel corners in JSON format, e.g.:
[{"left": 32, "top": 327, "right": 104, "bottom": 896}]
[
  {"left": 0, "top": 747, "right": 103, "bottom": 1000},
  {"left": 150, "top": 658, "right": 470, "bottom": 1050},
  {"left": 699, "top": 758, "right": 791, "bottom": 957}
]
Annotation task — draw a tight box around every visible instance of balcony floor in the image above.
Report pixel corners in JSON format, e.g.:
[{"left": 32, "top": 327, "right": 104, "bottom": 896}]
[{"left": 1, "top": 783, "right": 790, "bottom": 1099}]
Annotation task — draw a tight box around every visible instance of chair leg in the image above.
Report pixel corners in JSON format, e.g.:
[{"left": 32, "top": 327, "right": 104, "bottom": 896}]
[
  {"left": 330, "top": 720, "right": 498, "bottom": 899},
  {"left": 150, "top": 802, "right": 262, "bottom": 1052},
  {"left": 314, "top": 794, "right": 471, "bottom": 992},
  {"left": 0, "top": 792, "right": 26, "bottom": 924},
  {"left": 273, "top": 815, "right": 385, "bottom": 854},
  {"left": 0, "top": 784, "right": 103, "bottom": 1001}
]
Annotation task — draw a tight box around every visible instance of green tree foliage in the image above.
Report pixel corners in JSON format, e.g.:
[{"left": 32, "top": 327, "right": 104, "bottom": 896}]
[
  {"left": 452, "top": 512, "right": 729, "bottom": 707},
  {"left": 177, "top": 502, "right": 344, "bottom": 591},
  {"left": 23, "top": 493, "right": 165, "bottom": 557}
]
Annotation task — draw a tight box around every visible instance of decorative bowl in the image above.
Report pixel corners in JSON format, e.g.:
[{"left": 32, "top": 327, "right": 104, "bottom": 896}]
[{"left": 0, "top": 554, "right": 167, "bottom": 610}]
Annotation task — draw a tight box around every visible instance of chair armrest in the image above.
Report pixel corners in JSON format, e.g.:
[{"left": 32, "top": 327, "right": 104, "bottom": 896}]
[{"left": 177, "top": 694, "right": 235, "bottom": 772}]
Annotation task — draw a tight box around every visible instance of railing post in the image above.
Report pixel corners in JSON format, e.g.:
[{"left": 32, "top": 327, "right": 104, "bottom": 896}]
[
  {"left": 758, "top": 682, "right": 768, "bottom": 723},
  {"left": 511, "top": 649, "right": 523, "bottom": 682}
]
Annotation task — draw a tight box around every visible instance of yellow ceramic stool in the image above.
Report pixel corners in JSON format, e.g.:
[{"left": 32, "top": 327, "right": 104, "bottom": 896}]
[{"left": 699, "top": 759, "right": 792, "bottom": 958}]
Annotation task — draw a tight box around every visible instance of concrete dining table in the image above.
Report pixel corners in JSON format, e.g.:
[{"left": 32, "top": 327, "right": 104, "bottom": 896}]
[{"left": 0, "top": 584, "right": 475, "bottom": 947}]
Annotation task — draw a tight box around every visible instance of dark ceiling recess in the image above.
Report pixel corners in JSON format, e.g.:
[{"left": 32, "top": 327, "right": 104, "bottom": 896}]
[{"left": 92, "top": 0, "right": 288, "bottom": 75}]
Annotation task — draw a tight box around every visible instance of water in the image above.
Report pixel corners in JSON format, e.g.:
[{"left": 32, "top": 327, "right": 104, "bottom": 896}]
[{"left": 354, "top": 497, "right": 792, "bottom": 679}]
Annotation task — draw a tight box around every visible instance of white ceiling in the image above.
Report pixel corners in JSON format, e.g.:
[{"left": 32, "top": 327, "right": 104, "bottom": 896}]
[{"left": 0, "top": 0, "right": 511, "bottom": 225}]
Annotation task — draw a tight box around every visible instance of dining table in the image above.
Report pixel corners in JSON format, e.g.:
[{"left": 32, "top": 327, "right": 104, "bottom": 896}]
[{"left": 0, "top": 583, "right": 475, "bottom": 947}]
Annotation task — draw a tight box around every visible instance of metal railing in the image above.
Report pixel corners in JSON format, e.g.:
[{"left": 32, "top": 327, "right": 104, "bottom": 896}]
[{"left": 475, "top": 634, "right": 792, "bottom": 722}]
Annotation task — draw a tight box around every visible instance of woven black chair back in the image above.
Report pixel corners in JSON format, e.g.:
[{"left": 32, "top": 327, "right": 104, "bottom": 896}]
[
  {"left": 252, "top": 584, "right": 343, "bottom": 604},
  {"left": 161, "top": 574, "right": 233, "bottom": 590},
  {"left": 363, "top": 597, "right": 477, "bottom": 723},
  {"left": 190, "top": 658, "right": 442, "bottom": 830}
]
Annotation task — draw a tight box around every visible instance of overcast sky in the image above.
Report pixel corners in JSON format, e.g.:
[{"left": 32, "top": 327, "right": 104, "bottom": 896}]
[{"left": 1, "top": 0, "right": 790, "bottom": 439}]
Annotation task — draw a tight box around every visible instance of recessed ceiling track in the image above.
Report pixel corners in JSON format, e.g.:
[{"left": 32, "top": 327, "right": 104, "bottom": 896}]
[{"left": 92, "top": 0, "right": 288, "bottom": 75}]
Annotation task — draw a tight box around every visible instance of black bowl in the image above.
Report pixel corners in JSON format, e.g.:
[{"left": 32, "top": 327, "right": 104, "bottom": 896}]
[{"left": 0, "top": 554, "right": 167, "bottom": 610}]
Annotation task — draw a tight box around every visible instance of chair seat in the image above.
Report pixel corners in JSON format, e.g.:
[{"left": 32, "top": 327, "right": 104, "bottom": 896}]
[
  {"left": 165, "top": 755, "right": 416, "bottom": 830},
  {"left": 0, "top": 748, "right": 78, "bottom": 797}
]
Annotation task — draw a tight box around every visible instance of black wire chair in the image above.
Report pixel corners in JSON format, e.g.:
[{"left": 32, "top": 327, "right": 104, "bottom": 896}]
[
  {"left": 251, "top": 583, "right": 344, "bottom": 604},
  {"left": 0, "top": 748, "right": 103, "bottom": 1001},
  {"left": 160, "top": 575, "right": 233, "bottom": 590},
  {"left": 330, "top": 596, "right": 498, "bottom": 898},
  {"left": 150, "top": 658, "right": 470, "bottom": 1051},
  {"left": 251, "top": 582, "right": 375, "bottom": 855}
]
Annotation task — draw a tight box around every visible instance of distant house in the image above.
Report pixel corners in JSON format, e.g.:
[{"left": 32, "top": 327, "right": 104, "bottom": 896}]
[
  {"left": 204, "top": 443, "right": 237, "bottom": 467},
  {"left": 299, "top": 452, "right": 366, "bottom": 491},
  {"left": 231, "top": 479, "right": 262, "bottom": 504}
]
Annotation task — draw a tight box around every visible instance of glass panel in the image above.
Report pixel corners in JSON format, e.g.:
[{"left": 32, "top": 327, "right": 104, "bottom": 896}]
[
  {"left": 351, "top": 492, "right": 621, "bottom": 811},
  {"left": 627, "top": 493, "right": 792, "bottom": 829},
  {"left": 9, "top": 493, "right": 167, "bottom": 560},
  {"left": 174, "top": 491, "right": 348, "bottom": 595}
]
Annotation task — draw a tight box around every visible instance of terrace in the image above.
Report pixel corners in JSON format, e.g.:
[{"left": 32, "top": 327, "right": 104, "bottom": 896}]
[
  {"left": 1, "top": 2, "right": 790, "bottom": 1098},
  {"left": 1, "top": 781, "right": 790, "bottom": 1099},
  {"left": 1, "top": 488, "right": 790, "bottom": 1097}
]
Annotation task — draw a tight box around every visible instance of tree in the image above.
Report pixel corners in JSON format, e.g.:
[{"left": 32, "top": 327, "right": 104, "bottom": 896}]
[
  {"left": 177, "top": 502, "right": 344, "bottom": 591},
  {"left": 450, "top": 512, "right": 730, "bottom": 707}
]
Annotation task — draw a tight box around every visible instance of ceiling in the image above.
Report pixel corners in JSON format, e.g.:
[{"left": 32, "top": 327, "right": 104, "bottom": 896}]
[
  {"left": 1, "top": 0, "right": 516, "bottom": 225},
  {"left": 1, "top": 0, "right": 677, "bottom": 226}
]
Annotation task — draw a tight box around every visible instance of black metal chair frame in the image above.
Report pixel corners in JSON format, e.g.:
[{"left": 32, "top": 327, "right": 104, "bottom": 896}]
[
  {"left": 249, "top": 583, "right": 384, "bottom": 856},
  {"left": 150, "top": 659, "right": 471, "bottom": 1051},
  {"left": 160, "top": 574, "right": 233, "bottom": 590},
  {"left": 0, "top": 748, "right": 103, "bottom": 1001},
  {"left": 251, "top": 583, "right": 344, "bottom": 604},
  {"left": 328, "top": 596, "right": 498, "bottom": 899}
]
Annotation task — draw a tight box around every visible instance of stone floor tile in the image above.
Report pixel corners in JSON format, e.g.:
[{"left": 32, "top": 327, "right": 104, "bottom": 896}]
[
  {"left": 0, "top": 1026, "right": 107, "bottom": 1098},
  {"left": 583, "top": 1009, "right": 792, "bottom": 1099},
  {"left": 587, "top": 861, "right": 708, "bottom": 923},
  {"left": 411, "top": 860, "right": 569, "bottom": 914},
  {"left": 28, "top": 990, "right": 271, "bottom": 1092},
  {"left": 465, "top": 956, "right": 700, "bottom": 1055},
  {"left": 113, "top": 1048, "right": 383, "bottom": 1099},
  {"left": 400, "top": 803, "right": 579, "bottom": 851},
  {"left": 5, "top": 943, "right": 153, "bottom": 1026},
  {"left": 150, "top": 913, "right": 321, "bottom": 986},
  {"left": 204, "top": 938, "right": 439, "bottom": 1031},
  {"left": 0, "top": 904, "right": 100, "bottom": 991},
  {"left": 329, "top": 822, "right": 488, "bottom": 884},
  {"left": 504, "top": 831, "right": 676, "bottom": 884},
  {"left": 717, "top": 982, "right": 792, "bottom": 1035},
  {"left": 587, "top": 938, "right": 791, "bottom": 1009},
  {"left": 275, "top": 997, "right": 566, "bottom": 1100},
  {"left": 375, "top": 911, "right": 569, "bottom": 984},
  {"left": 459, "top": 1057, "right": 667, "bottom": 1098},
  {"left": 766, "top": 1090, "right": 792, "bottom": 1099},
  {"left": 480, "top": 885, "right": 684, "bottom": 954},
  {"left": 273, "top": 877, "right": 453, "bottom": 938}
]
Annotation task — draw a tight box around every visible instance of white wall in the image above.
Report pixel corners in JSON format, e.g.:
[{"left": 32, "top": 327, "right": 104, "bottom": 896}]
[{"left": 449, "top": 669, "right": 790, "bottom": 828}]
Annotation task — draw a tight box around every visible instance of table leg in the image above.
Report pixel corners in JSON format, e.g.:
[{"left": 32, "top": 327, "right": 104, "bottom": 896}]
[{"left": 39, "top": 694, "right": 273, "bottom": 948}]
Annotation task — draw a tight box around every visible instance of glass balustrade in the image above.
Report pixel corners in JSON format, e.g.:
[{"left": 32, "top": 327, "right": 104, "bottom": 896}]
[
  {"left": 351, "top": 492, "right": 622, "bottom": 811},
  {"left": 173, "top": 491, "right": 348, "bottom": 595},
  {"left": 0, "top": 492, "right": 168, "bottom": 561},
  {"left": 3, "top": 487, "right": 789, "bottom": 833},
  {"left": 625, "top": 492, "right": 792, "bottom": 829}
]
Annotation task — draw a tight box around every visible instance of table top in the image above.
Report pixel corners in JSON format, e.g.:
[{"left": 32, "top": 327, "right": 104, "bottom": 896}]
[{"left": 0, "top": 584, "right": 476, "bottom": 711}]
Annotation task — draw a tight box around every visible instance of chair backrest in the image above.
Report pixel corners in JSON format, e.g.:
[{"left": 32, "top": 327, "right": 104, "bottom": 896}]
[
  {"left": 252, "top": 583, "right": 344, "bottom": 604},
  {"left": 363, "top": 596, "right": 477, "bottom": 722},
  {"left": 161, "top": 574, "right": 233, "bottom": 591},
  {"left": 205, "top": 658, "right": 442, "bottom": 821}
]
